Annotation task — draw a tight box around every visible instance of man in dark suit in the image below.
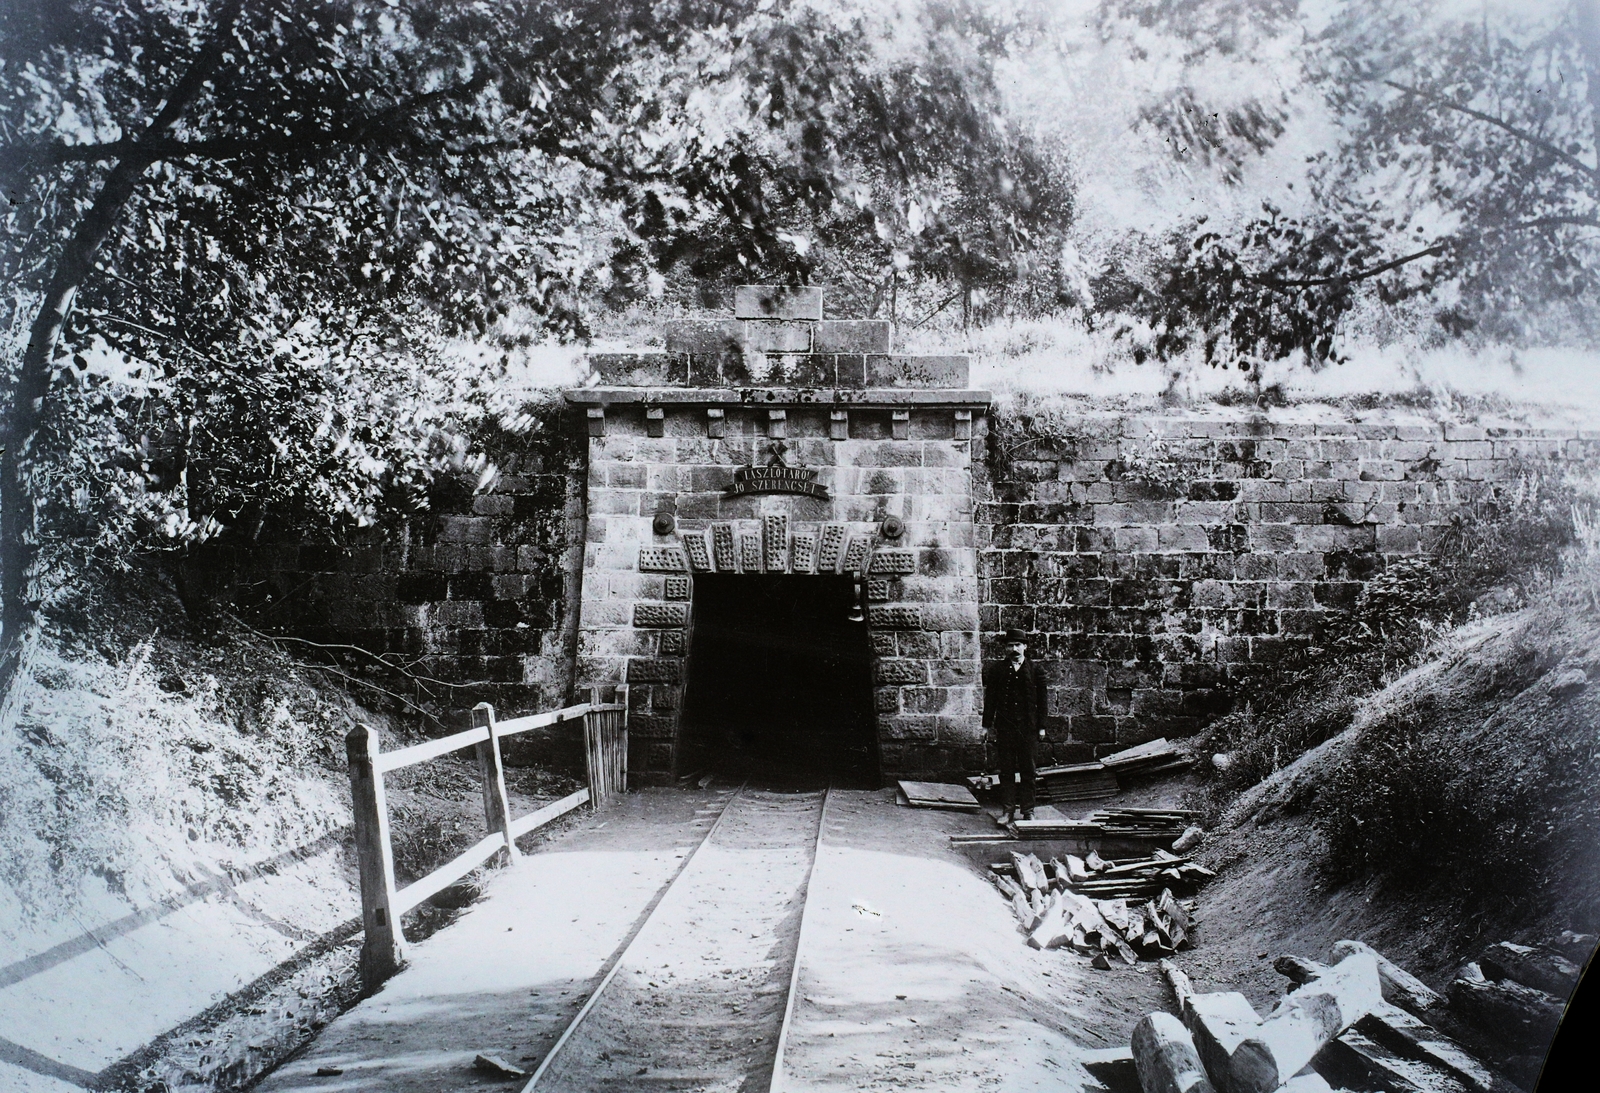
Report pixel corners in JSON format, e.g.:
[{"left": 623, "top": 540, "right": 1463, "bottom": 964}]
[{"left": 982, "top": 627, "right": 1048, "bottom": 823}]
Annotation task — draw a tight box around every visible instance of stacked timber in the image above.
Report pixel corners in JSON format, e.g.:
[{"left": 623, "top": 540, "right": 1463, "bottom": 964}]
[
  {"left": 1101, "top": 737, "right": 1193, "bottom": 779},
  {"left": 990, "top": 849, "right": 1205, "bottom": 963},
  {"left": 1035, "top": 761, "right": 1121, "bottom": 802},
  {"left": 1089, "top": 807, "right": 1201, "bottom": 840},
  {"left": 896, "top": 780, "right": 982, "bottom": 812}
]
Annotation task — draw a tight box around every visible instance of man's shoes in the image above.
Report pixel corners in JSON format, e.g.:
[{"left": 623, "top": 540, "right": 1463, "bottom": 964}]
[
  {"left": 1001, "top": 809, "right": 1017, "bottom": 826},
  {"left": 1021, "top": 809, "right": 1034, "bottom": 821}
]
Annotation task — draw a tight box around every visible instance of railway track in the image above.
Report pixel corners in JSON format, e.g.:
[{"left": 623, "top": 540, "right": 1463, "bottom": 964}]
[{"left": 523, "top": 783, "right": 830, "bottom": 1093}]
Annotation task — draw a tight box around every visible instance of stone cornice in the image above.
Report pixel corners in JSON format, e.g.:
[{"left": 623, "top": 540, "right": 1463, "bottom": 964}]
[{"left": 563, "top": 386, "right": 992, "bottom": 408}]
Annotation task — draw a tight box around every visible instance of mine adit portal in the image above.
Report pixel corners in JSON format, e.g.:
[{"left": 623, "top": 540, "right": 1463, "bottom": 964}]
[{"left": 571, "top": 285, "right": 989, "bottom": 787}]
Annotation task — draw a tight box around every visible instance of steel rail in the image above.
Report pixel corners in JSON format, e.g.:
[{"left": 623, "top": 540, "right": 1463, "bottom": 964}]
[
  {"left": 520, "top": 781, "right": 750, "bottom": 1092},
  {"left": 767, "top": 785, "right": 831, "bottom": 1093}
]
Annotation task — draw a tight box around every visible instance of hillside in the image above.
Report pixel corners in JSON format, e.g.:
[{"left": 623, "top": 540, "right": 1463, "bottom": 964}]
[{"left": 1172, "top": 556, "right": 1600, "bottom": 1085}]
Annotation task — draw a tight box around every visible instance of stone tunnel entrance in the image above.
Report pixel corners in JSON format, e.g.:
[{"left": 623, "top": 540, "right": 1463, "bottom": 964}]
[
  {"left": 569, "top": 284, "right": 990, "bottom": 787},
  {"left": 678, "top": 574, "right": 877, "bottom": 785}
]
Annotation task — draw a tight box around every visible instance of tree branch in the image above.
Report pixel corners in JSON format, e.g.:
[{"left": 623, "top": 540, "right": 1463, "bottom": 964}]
[
  {"left": 1253, "top": 243, "right": 1449, "bottom": 289},
  {"left": 1383, "top": 80, "right": 1600, "bottom": 186}
]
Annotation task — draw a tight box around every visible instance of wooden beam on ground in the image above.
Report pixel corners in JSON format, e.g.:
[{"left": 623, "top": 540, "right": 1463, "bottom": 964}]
[
  {"left": 1330, "top": 940, "right": 1444, "bottom": 1017},
  {"left": 1478, "top": 942, "right": 1581, "bottom": 1000}
]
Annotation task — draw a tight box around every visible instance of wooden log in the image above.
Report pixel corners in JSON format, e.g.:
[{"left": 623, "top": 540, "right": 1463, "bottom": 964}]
[
  {"left": 1159, "top": 959, "right": 1195, "bottom": 1019},
  {"left": 1132, "top": 1011, "right": 1217, "bottom": 1093},
  {"left": 1279, "top": 1068, "right": 1333, "bottom": 1093},
  {"left": 1446, "top": 969, "right": 1564, "bottom": 1049},
  {"left": 1273, "top": 955, "right": 1501, "bottom": 1093},
  {"left": 1330, "top": 940, "right": 1444, "bottom": 1017},
  {"left": 1187, "top": 991, "right": 1262, "bottom": 1079},
  {"left": 1172, "top": 825, "right": 1205, "bottom": 853},
  {"left": 1478, "top": 941, "right": 1581, "bottom": 1000},
  {"left": 1195, "top": 952, "right": 1381, "bottom": 1093}
]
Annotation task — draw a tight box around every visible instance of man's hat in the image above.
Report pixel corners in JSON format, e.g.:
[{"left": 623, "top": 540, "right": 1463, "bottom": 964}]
[{"left": 1003, "top": 627, "right": 1028, "bottom": 644}]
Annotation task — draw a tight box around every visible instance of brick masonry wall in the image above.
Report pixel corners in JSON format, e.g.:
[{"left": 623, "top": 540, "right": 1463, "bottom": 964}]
[
  {"left": 197, "top": 410, "right": 590, "bottom": 762},
  {"left": 975, "top": 403, "right": 1600, "bottom": 762}
]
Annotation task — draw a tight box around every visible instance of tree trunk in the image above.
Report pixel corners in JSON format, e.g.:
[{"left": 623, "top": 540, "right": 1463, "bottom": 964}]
[
  {"left": 1579, "top": 0, "right": 1600, "bottom": 167},
  {"left": 0, "top": 0, "right": 241, "bottom": 704}
]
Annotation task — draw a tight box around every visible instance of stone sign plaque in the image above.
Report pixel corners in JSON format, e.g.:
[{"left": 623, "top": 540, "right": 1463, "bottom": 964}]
[{"left": 725, "top": 463, "right": 830, "bottom": 500}]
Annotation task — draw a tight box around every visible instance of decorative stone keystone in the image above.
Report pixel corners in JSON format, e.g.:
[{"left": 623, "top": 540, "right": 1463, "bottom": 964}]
[
  {"left": 767, "top": 409, "right": 787, "bottom": 438},
  {"left": 706, "top": 407, "right": 725, "bottom": 438},
  {"left": 892, "top": 409, "right": 911, "bottom": 440},
  {"left": 646, "top": 406, "right": 665, "bottom": 437},
  {"left": 830, "top": 409, "right": 849, "bottom": 440},
  {"left": 955, "top": 408, "right": 973, "bottom": 440},
  {"left": 586, "top": 407, "right": 605, "bottom": 437},
  {"left": 739, "top": 530, "right": 763, "bottom": 572},
  {"left": 764, "top": 513, "right": 789, "bottom": 571}
]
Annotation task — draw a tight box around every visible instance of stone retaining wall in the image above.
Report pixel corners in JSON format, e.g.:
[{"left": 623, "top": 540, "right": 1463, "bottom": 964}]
[{"left": 975, "top": 404, "right": 1599, "bottom": 763}]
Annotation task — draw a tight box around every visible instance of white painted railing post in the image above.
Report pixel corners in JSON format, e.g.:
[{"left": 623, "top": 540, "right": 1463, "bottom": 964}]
[
  {"left": 473, "top": 702, "right": 519, "bottom": 866},
  {"left": 346, "top": 722, "right": 406, "bottom": 989}
]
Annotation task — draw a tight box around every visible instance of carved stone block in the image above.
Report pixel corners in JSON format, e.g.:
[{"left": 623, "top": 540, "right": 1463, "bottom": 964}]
[
  {"left": 627, "top": 657, "right": 682, "bottom": 682},
  {"left": 740, "top": 530, "right": 764, "bottom": 572},
  {"left": 870, "top": 548, "right": 917, "bottom": 575},
  {"left": 764, "top": 513, "right": 789, "bottom": 571},
  {"left": 841, "top": 536, "right": 871, "bottom": 573},
  {"left": 875, "top": 659, "right": 926, "bottom": 684},
  {"left": 634, "top": 603, "right": 689, "bottom": 628},
  {"left": 891, "top": 410, "right": 911, "bottom": 440},
  {"left": 681, "top": 530, "right": 713, "bottom": 572},
  {"left": 640, "top": 546, "right": 689, "bottom": 572},
  {"left": 869, "top": 605, "right": 921, "bottom": 629},
  {"left": 646, "top": 406, "right": 665, "bottom": 438},
  {"left": 665, "top": 575, "right": 691, "bottom": 600},
  {"left": 869, "top": 631, "right": 898, "bottom": 655},
  {"left": 659, "top": 630, "right": 686, "bottom": 655},
  {"left": 867, "top": 577, "right": 892, "bottom": 602},
  {"left": 818, "top": 524, "right": 847, "bottom": 572},
  {"left": 712, "top": 523, "right": 738, "bottom": 572},
  {"left": 790, "top": 533, "right": 818, "bottom": 573}
]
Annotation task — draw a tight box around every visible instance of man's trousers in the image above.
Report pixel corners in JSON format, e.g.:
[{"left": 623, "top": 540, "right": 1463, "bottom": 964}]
[{"left": 995, "top": 728, "right": 1036, "bottom": 812}]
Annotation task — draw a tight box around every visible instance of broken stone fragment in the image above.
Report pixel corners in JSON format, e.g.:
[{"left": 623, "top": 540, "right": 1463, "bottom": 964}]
[{"left": 473, "top": 1054, "right": 528, "bottom": 1079}]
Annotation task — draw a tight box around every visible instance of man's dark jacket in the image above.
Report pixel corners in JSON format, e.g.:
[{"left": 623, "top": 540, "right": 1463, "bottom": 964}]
[{"left": 982, "top": 658, "right": 1048, "bottom": 738}]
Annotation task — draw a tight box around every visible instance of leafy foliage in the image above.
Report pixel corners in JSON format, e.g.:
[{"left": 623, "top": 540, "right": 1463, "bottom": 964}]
[{"left": 0, "top": 0, "right": 1071, "bottom": 603}]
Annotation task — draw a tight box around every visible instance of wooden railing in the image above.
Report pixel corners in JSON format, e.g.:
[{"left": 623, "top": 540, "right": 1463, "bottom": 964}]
[{"left": 345, "top": 689, "right": 629, "bottom": 987}]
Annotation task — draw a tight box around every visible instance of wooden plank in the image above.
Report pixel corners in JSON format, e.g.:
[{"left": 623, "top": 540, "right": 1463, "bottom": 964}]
[
  {"left": 394, "top": 831, "right": 508, "bottom": 915},
  {"left": 496, "top": 702, "right": 594, "bottom": 739},
  {"left": 899, "top": 780, "right": 980, "bottom": 808},
  {"left": 1478, "top": 941, "right": 1581, "bottom": 1000},
  {"left": 508, "top": 788, "right": 591, "bottom": 840},
  {"left": 376, "top": 724, "right": 491, "bottom": 772}
]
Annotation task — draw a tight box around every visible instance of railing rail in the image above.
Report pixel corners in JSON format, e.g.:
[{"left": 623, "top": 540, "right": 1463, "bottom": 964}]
[{"left": 346, "top": 689, "right": 629, "bottom": 987}]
